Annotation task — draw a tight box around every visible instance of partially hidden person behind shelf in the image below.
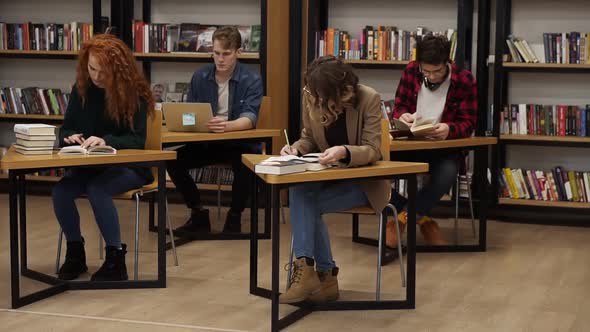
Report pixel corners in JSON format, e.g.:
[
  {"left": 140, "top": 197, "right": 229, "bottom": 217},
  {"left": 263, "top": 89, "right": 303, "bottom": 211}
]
[
  {"left": 387, "top": 35, "right": 477, "bottom": 247},
  {"left": 53, "top": 33, "right": 155, "bottom": 281},
  {"left": 167, "top": 25, "right": 263, "bottom": 235},
  {"left": 278, "top": 55, "right": 390, "bottom": 304}
]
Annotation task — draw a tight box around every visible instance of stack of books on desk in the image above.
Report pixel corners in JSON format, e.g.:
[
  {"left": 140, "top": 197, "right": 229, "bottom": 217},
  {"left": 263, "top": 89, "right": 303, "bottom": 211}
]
[{"left": 13, "top": 124, "right": 56, "bottom": 155}]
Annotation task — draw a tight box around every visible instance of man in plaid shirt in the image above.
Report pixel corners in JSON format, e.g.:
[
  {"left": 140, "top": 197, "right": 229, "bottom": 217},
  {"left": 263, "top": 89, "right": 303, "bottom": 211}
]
[{"left": 387, "top": 35, "right": 478, "bottom": 247}]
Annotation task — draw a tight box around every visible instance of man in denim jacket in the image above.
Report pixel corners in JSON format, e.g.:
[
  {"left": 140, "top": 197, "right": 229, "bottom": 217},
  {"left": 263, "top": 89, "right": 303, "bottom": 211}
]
[{"left": 167, "top": 26, "right": 263, "bottom": 234}]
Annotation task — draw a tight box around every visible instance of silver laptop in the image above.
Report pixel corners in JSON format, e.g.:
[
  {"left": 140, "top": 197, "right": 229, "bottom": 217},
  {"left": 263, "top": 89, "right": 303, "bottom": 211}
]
[{"left": 162, "top": 102, "right": 214, "bottom": 132}]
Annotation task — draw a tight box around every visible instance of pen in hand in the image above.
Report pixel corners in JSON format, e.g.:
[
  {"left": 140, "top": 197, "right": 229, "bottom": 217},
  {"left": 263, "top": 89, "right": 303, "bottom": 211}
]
[
  {"left": 281, "top": 129, "right": 297, "bottom": 156},
  {"left": 284, "top": 129, "right": 291, "bottom": 151}
]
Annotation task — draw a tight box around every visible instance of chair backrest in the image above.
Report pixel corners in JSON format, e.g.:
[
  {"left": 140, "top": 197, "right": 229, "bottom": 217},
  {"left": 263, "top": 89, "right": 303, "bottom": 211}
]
[
  {"left": 146, "top": 109, "right": 163, "bottom": 181},
  {"left": 256, "top": 96, "right": 271, "bottom": 129},
  {"left": 256, "top": 96, "right": 271, "bottom": 154},
  {"left": 380, "top": 118, "right": 391, "bottom": 162}
]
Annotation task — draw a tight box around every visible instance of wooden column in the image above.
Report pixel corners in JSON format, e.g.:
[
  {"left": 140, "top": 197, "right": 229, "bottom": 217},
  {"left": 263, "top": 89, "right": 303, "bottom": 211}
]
[{"left": 266, "top": 0, "right": 290, "bottom": 154}]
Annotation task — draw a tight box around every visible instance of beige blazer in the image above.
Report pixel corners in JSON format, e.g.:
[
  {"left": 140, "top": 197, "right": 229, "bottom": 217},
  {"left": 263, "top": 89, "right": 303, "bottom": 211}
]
[{"left": 292, "top": 84, "right": 390, "bottom": 213}]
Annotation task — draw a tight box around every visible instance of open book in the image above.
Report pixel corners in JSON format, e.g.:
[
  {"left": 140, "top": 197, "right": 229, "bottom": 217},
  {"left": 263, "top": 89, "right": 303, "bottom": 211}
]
[
  {"left": 58, "top": 145, "right": 117, "bottom": 155},
  {"left": 391, "top": 117, "right": 435, "bottom": 136},
  {"left": 255, "top": 153, "right": 331, "bottom": 175}
]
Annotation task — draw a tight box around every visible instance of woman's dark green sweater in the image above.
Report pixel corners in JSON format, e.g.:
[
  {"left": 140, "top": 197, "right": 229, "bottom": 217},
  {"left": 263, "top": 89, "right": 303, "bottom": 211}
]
[{"left": 60, "top": 83, "right": 152, "bottom": 182}]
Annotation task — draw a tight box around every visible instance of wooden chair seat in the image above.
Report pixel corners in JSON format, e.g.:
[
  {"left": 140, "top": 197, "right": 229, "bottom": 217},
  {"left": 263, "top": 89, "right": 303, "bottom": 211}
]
[
  {"left": 338, "top": 206, "right": 375, "bottom": 215},
  {"left": 113, "top": 181, "right": 159, "bottom": 200}
]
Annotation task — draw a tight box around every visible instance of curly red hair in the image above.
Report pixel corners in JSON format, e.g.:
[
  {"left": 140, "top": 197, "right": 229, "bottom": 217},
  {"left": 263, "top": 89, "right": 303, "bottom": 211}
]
[{"left": 76, "top": 34, "right": 154, "bottom": 128}]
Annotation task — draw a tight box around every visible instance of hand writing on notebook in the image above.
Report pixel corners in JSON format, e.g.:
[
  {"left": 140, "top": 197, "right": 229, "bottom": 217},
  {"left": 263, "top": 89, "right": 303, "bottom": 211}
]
[
  {"left": 207, "top": 116, "right": 228, "bottom": 133},
  {"left": 280, "top": 145, "right": 299, "bottom": 156},
  {"left": 318, "top": 146, "right": 346, "bottom": 165},
  {"left": 81, "top": 136, "right": 106, "bottom": 148},
  {"left": 64, "top": 133, "right": 85, "bottom": 145}
]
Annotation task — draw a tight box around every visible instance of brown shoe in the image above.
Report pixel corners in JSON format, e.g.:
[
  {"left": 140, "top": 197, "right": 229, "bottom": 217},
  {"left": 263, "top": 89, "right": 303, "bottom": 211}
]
[
  {"left": 308, "top": 267, "right": 339, "bottom": 303},
  {"left": 386, "top": 211, "right": 407, "bottom": 248},
  {"left": 418, "top": 217, "right": 446, "bottom": 245},
  {"left": 279, "top": 257, "right": 321, "bottom": 304}
]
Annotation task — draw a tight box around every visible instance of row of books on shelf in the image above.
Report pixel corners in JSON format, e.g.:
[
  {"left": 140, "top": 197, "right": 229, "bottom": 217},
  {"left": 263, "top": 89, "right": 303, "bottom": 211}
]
[
  {"left": 500, "top": 104, "right": 590, "bottom": 137},
  {"left": 499, "top": 167, "right": 590, "bottom": 203},
  {"left": 0, "top": 22, "right": 97, "bottom": 52},
  {"left": 505, "top": 32, "right": 590, "bottom": 64},
  {"left": 132, "top": 22, "right": 261, "bottom": 54},
  {"left": 315, "top": 26, "right": 457, "bottom": 62},
  {"left": 0, "top": 87, "right": 70, "bottom": 115},
  {"left": 542, "top": 32, "right": 588, "bottom": 64},
  {"left": 392, "top": 175, "right": 471, "bottom": 200},
  {"left": 189, "top": 165, "right": 234, "bottom": 186}
]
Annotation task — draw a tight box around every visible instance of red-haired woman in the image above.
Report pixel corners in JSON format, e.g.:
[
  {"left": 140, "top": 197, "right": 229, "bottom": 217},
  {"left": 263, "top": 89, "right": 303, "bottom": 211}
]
[{"left": 53, "top": 34, "right": 155, "bottom": 281}]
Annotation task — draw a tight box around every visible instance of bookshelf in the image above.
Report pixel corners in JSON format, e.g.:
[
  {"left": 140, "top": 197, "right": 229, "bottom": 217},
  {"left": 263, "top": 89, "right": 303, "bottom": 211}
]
[
  {"left": 289, "top": 0, "right": 476, "bottom": 142},
  {"left": 500, "top": 134, "right": 590, "bottom": 146},
  {"left": 0, "top": 114, "right": 64, "bottom": 121},
  {"left": 0, "top": 50, "right": 79, "bottom": 59},
  {"left": 0, "top": 0, "right": 103, "bottom": 183},
  {"left": 499, "top": 198, "right": 590, "bottom": 209},
  {"left": 492, "top": 0, "right": 590, "bottom": 210},
  {"left": 133, "top": 0, "right": 267, "bottom": 87},
  {"left": 133, "top": 52, "right": 260, "bottom": 63}
]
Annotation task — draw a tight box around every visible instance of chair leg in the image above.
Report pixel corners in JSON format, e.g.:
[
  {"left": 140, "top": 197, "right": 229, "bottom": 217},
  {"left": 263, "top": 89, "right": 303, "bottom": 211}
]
[
  {"left": 166, "top": 198, "right": 179, "bottom": 266},
  {"left": 286, "top": 235, "right": 294, "bottom": 291},
  {"left": 217, "top": 171, "right": 222, "bottom": 224},
  {"left": 134, "top": 193, "right": 140, "bottom": 280},
  {"left": 280, "top": 192, "right": 287, "bottom": 225},
  {"left": 454, "top": 176, "right": 460, "bottom": 245},
  {"left": 376, "top": 212, "right": 384, "bottom": 301},
  {"left": 467, "top": 174, "right": 477, "bottom": 238},
  {"left": 387, "top": 204, "right": 406, "bottom": 288},
  {"left": 56, "top": 229, "right": 63, "bottom": 274}
]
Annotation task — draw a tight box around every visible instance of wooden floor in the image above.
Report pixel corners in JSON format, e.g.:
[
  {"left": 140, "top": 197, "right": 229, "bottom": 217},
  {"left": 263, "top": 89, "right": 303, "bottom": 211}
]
[{"left": 1, "top": 194, "right": 590, "bottom": 331}]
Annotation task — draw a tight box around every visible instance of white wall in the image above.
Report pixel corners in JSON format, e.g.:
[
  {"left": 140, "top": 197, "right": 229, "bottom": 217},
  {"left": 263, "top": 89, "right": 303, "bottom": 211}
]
[{"left": 134, "top": 0, "right": 260, "bottom": 26}]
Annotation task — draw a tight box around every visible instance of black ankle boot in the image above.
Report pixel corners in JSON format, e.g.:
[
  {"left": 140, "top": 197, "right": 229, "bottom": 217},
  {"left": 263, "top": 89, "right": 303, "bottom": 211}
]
[
  {"left": 91, "top": 243, "right": 128, "bottom": 281},
  {"left": 58, "top": 238, "right": 88, "bottom": 280},
  {"left": 173, "top": 208, "right": 211, "bottom": 236}
]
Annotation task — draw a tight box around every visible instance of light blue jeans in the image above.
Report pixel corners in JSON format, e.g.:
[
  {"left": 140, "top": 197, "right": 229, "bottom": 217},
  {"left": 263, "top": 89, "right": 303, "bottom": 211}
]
[{"left": 289, "top": 181, "right": 369, "bottom": 272}]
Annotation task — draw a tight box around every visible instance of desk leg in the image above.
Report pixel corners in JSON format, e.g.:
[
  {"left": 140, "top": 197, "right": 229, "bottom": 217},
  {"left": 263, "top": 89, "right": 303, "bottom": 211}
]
[
  {"left": 406, "top": 175, "right": 417, "bottom": 308},
  {"left": 264, "top": 182, "right": 271, "bottom": 239},
  {"left": 476, "top": 145, "right": 488, "bottom": 251},
  {"left": 264, "top": 138, "right": 273, "bottom": 238},
  {"left": 270, "top": 184, "right": 281, "bottom": 332},
  {"left": 157, "top": 164, "right": 167, "bottom": 286},
  {"left": 18, "top": 174, "right": 27, "bottom": 273},
  {"left": 250, "top": 173, "right": 259, "bottom": 294},
  {"left": 9, "top": 172, "right": 20, "bottom": 308}
]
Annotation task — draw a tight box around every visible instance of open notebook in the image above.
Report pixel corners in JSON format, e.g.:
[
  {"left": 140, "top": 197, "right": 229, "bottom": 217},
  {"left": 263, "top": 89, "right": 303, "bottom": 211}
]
[
  {"left": 58, "top": 145, "right": 117, "bottom": 155},
  {"left": 255, "top": 153, "right": 331, "bottom": 175}
]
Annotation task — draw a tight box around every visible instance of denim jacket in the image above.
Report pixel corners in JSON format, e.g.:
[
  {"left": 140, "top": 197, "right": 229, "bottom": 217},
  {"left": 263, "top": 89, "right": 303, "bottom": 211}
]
[{"left": 187, "top": 62, "right": 263, "bottom": 127}]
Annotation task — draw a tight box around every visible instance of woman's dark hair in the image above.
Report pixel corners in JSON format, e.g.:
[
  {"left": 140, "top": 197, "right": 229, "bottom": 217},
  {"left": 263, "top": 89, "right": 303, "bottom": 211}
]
[
  {"left": 303, "top": 55, "right": 359, "bottom": 126},
  {"left": 416, "top": 35, "right": 451, "bottom": 65}
]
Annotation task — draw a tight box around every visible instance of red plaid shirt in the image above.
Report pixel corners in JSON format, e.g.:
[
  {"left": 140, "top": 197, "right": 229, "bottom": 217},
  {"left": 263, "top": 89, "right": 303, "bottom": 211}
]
[{"left": 392, "top": 61, "right": 477, "bottom": 139}]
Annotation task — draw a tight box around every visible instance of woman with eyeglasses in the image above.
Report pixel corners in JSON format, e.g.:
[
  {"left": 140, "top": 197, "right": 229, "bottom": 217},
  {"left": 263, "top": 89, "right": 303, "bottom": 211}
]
[
  {"left": 278, "top": 56, "right": 390, "bottom": 304},
  {"left": 386, "top": 35, "right": 478, "bottom": 248}
]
